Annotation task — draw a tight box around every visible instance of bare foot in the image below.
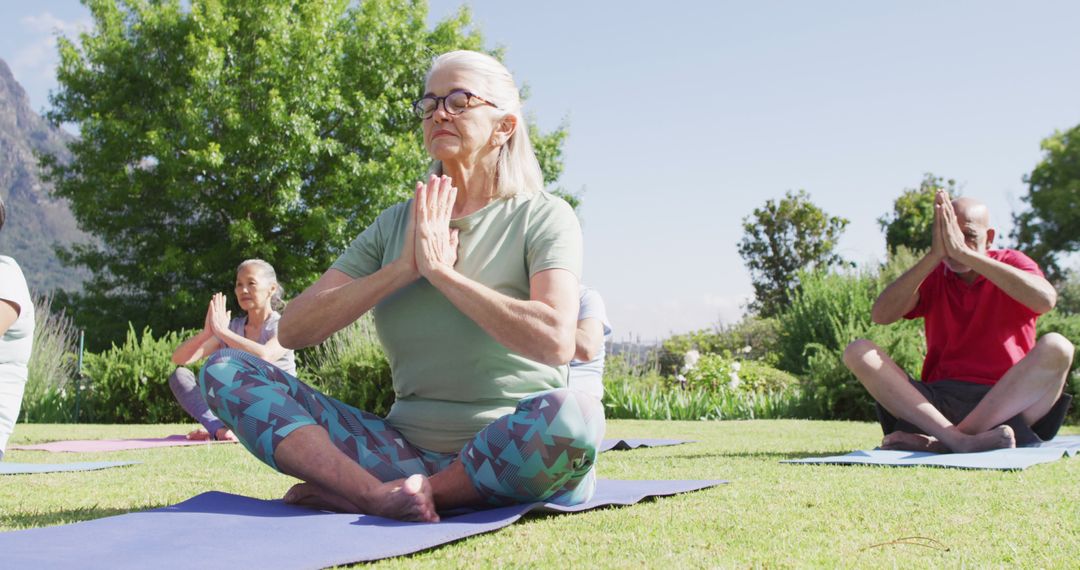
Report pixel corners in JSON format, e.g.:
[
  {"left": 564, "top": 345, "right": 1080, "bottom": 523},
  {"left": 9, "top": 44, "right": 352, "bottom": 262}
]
[
  {"left": 185, "top": 428, "right": 211, "bottom": 441},
  {"left": 948, "top": 425, "right": 1016, "bottom": 453},
  {"left": 286, "top": 474, "right": 439, "bottom": 523},
  {"left": 214, "top": 428, "right": 239, "bottom": 442},
  {"left": 362, "top": 474, "right": 439, "bottom": 523},
  {"left": 284, "top": 482, "right": 361, "bottom": 512},
  {"left": 881, "top": 431, "right": 948, "bottom": 453}
]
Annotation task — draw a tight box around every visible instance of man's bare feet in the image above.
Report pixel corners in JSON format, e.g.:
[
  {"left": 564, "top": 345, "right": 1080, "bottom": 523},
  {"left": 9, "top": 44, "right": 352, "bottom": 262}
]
[
  {"left": 882, "top": 426, "right": 1016, "bottom": 453},
  {"left": 285, "top": 474, "right": 439, "bottom": 523},
  {"left": 881, "top": 431, "right": 948, "bottom": 453},
  {"left": 363, "top": 475, "right": 439, "bottom": 522},
  {"left": 947, "top": 425, "right": 1016, "bottom": 453}
]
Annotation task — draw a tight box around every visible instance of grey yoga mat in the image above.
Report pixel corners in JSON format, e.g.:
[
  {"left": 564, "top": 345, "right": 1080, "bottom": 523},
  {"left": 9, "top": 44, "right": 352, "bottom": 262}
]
[
  {"left": 0, "top": 478, "right": 725, "bottom": 569},
  {"left": 783, "top": 435, "right": 1080, "bottom": 470},
  {"left": 0, "top": 460, "right": 139, "bottom": 475}
]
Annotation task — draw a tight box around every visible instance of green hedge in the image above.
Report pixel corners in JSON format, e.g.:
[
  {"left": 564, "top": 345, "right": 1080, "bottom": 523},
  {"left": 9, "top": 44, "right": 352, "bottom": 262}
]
[{"left": 80, "top": 325, "right": 196, "bottom": 423}]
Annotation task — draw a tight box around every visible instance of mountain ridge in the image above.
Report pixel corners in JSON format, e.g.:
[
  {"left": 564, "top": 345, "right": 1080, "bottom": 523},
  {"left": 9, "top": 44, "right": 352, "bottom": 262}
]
[{"left": 0, "top": 56, "right": 88, "bottom": 294}]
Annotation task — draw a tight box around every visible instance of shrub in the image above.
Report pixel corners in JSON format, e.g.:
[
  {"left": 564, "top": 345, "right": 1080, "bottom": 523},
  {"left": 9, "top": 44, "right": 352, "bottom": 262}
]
[
  {"left": 300, "top": 316, "right": 395, "bottom": 416},
  {"left": 603, "top": 378, "right": 805, "bottom": 421},
  {"left": 1035, "top": 309, "right": 1080, "bottom": 423},
  {"left": 776, "top": 263, "right": 925, "bottom": 421},
  {"left": 683, "top": 353, "right": 799, "bottom": 394},
  {"left": 659, "top": 316, "right": 780, "bottom": 375},
  {"left": 80, "top": 325, "right": 195, "bottom": 423},
  {"left": 603, "top": 345, "right": 666, "bottom": 391},
  {"left": 20, "top": 296, "right": 80, "bottom": 423}
]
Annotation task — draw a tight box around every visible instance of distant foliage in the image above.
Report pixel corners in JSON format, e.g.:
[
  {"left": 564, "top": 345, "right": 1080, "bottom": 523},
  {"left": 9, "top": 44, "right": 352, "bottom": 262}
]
[
  {"left": 79, "top": 326, "right": 195, "bottom": 423},
  {"left": 1054, "top": 271, "right": 1080, "bottom": 315},
  {"left": 1035, "top": 310, "right": 1080, "bottom": 423},
  {"left": 658, "top": 316, "right": 780, "bottom": 376},
  {"left": 1012, "top": 124, "right": 1080, "bottom": 282},
  {"left": 877, "top": 173, "right": 958, "bottom": 253},
  {"left": 738, "top": 189, "right": 849, "bottom": 317},
  {"left": 683, "top": 355, "right": 800, "bottom": 395},
  {"left": 300, "top": 316, "right": 395, "bottom": 416},
  {"left": 603, "top": 379, "right": 805, "bottom": 421},
  {"left": 43, "top": 0, "right": 568, "bottom": 349},
  {"left": 775, "top": 264, "right": 925, "bottom": 421},
  {"left": 19, "top": 296, "right": 80, "bottom": 423}
]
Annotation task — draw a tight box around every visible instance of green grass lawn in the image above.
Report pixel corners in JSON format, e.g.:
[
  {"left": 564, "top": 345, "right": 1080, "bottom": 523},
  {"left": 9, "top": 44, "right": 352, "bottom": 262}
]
[{"left": 2, "top": 420, "right": 1078, "bottom": 568}]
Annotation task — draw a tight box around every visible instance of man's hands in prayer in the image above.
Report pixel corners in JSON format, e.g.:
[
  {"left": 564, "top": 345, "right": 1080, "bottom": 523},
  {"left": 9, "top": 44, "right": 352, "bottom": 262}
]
[{"left": 936, "top": 190, "right": 980, "bottom": 268}]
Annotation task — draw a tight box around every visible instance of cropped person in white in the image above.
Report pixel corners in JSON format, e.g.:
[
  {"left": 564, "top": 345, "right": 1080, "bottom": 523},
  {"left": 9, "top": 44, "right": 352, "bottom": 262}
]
[
  {"left": 0, "top": 198, "right": 35, "bottom": 460},
  {"left": 568, "top": 285, "right": 611, "bottom": 399}
]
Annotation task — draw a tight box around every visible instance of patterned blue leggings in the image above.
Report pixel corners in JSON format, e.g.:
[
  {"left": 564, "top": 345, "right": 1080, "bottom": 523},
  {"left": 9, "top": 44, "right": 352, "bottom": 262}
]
[{"left": 198, "top": 349, "right": 605, "bottom": 506}]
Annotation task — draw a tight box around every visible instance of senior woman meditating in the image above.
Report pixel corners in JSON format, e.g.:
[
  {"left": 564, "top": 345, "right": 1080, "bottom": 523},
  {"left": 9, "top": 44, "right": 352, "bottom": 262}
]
[{"left": 199, "top": 50, "right": 603, "bottom": 522}]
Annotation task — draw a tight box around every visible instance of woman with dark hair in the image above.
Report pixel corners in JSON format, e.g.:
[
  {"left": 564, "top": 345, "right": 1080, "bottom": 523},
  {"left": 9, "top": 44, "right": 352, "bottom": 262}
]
[
  {"left": 169, "top": 259, "right": 294, "bottom": 441},
  {"left": 0, "top": 197, "right": 34, "bottom": 460},
  {"left": 198, "top": 50, "right": 602, "bottom": 522}
]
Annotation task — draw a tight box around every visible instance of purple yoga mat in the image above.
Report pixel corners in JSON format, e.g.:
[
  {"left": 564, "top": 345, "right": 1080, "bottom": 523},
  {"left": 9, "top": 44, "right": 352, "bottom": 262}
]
[
  {"left": 0, "top": 479, "right": 725, "bottom": 569},
  {"left": 10, "top": 435, "right": 236, "bottom": 453}
]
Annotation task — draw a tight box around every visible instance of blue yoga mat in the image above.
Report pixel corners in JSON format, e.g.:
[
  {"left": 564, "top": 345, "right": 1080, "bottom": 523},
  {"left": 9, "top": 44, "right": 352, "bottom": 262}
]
[
  {"left": 783, "top": 435, "right": 1080, "bottom": 470},
  {"left": 599, "top": 438, "right": 691, "bottom": 452},
  {"left": 0, "top": 478, "right": 724, "bottom": 569},
  {"left": 0, "top": 461, "right": 139, "bottom": 475}
]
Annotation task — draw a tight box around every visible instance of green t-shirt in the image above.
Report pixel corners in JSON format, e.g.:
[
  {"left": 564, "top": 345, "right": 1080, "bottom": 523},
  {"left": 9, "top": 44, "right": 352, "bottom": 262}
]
[{"left": 330, "top": 191, "right": 582, "bottom": 452}]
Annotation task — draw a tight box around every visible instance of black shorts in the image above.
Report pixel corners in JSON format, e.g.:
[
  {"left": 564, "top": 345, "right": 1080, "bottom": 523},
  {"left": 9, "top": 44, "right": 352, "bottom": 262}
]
[{"left": 875, "top": 378, "right": 1073, "bottom": 447}]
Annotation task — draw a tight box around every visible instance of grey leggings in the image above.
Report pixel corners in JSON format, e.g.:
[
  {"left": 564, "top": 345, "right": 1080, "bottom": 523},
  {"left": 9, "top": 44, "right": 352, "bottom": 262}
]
[{"left": 168, "top": 367, "right": 227, "bottom": 437}]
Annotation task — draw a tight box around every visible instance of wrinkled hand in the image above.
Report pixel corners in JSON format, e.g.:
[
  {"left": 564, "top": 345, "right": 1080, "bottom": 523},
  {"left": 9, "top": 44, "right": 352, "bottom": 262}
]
[
  {"left": 929, "top": 191, "right": 947, "bottom": 262},
  {"left": 208, "top": 292, "right": 232, "bottom": 337},
  {"left": 202, "top": 297, "right": 215, "bottom": 334},
  {"left": 396, "top": 181, "right": 423, "bottom": 280},
  {"left": 937, "top": 190, "right": 975, "bottom": 264},
  {"left": 415, "top": 174, "right": 460, "bottom": 279}
]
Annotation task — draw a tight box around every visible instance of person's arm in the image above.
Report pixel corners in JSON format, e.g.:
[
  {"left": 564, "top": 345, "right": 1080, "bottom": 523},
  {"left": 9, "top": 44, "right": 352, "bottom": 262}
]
[
  {"left": 0, "top": 299, "right": 19, "bottom": 337},
  {"left": 415, "top": 179, "right": 579, "bottom": 366},
  {"left": 939, "top": 198, "right": 1056, "bottom": 314},
  {"left": 204, "top": 293, "right": 289, "bottom": 362},
  {"left": 574, "top": 317, "right": 605, "bottom": 362},
  {"left": 171, "top": 298, "right": 222, "bottom": 365},
  {"left": 279, "top": 191, "right": 423, "bottom": 349},
  {"left": 871, "top": 195, "right": 947, "bottom": 325}
]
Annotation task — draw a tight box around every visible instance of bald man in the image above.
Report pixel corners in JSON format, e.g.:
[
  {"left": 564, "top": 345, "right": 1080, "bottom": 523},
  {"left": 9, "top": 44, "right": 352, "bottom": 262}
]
[{"left": 844, "top": 191, "right": 1073, "bottom": 453}]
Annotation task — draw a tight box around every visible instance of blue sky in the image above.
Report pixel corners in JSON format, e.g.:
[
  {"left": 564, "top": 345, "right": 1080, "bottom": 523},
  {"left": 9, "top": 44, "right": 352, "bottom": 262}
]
[{"left": 4, "top": 1, "right": 1080, "bottom": 341}]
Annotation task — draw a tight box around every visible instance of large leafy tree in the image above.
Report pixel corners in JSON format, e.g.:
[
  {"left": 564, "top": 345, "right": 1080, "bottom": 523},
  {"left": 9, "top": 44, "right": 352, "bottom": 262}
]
[
  {"left": 1011, "top": 125, "right": 1080, "bottom": 282},
  {"left": 877, "top": 173, "right": 958, "bottom": 253},
  {"left": 738, "top": 189, "right": 849, "bottom": 317},
  {"left": 43, "top": 0, "right": 568, "bottom": 347}
]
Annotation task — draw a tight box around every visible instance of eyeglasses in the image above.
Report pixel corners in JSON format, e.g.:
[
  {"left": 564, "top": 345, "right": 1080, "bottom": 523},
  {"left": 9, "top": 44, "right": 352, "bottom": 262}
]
[{"left": 412, "top": 89, "right": 498, "bottom": 120}]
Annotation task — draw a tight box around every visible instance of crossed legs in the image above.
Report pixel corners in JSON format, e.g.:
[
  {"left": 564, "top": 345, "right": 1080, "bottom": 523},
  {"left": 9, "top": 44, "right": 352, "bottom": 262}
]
[
  {"left": 199, "top": 349, "right": 604, "bottom": 522},
  {"left": 842, "top": 333, "right": 1073, "bottom": 452}
]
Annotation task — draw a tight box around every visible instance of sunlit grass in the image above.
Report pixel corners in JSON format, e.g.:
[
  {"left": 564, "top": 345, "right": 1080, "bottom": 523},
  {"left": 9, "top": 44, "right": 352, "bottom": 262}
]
[{"left": 2, "top": 420, "right": 1077, "bottom": 568}]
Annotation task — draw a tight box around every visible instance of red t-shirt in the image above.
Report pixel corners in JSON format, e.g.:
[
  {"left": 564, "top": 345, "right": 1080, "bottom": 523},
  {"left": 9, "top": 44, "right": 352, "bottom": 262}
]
[{"left": 904, "top": 249, "right": 1042, "bottom": 385}]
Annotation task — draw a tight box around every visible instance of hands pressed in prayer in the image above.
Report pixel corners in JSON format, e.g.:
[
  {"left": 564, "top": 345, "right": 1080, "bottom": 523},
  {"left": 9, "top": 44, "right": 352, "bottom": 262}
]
[
  {"left": 207, "top": 292, "right": 232, "bottom": 338},
  {"left": 936, "top": 190, "right": 979, "bottom": 266},
  {"left": 414, "top": 174, "right": 459, "bottom": 279}
]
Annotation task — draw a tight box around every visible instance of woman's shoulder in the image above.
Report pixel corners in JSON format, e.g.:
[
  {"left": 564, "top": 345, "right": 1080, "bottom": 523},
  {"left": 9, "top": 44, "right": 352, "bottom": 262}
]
[
  {"left": 501, "top": 191, "right": 577, "bottom": 226},
  {"left": 378, "top": 200, "right": 413, "bottom": 223}
]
